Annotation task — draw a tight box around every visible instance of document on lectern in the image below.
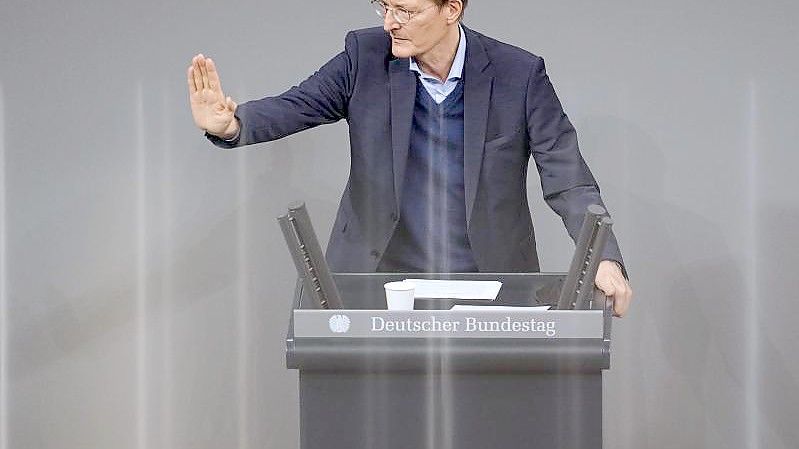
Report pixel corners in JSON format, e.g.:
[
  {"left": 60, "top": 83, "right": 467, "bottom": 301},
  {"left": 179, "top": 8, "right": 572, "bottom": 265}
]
[
  {"left": 404, "top": 279, "right": 502, "bottom": 300},
  {"left": 450, "top": 305, "right": 552, "bottom": 311}
]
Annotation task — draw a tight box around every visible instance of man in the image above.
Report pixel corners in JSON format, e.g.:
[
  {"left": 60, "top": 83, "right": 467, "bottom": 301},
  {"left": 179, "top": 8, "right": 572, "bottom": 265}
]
[{"left": 187, "top": 0, "right": 633, "bottom": 316}]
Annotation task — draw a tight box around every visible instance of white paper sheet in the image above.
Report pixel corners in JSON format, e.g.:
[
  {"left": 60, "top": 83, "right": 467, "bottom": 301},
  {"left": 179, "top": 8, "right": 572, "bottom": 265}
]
[
  {"left": 404, "top": 279, "right": 502, "bottom": 300},
  {"left": 449, "top": 305, "right": 552, "bottom": 311}
]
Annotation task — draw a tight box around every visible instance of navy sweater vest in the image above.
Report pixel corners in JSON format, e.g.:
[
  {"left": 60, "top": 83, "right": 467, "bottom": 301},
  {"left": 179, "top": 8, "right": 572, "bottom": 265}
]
[{"left": 378, "top": 79, "right": 478, "bottom": 273}]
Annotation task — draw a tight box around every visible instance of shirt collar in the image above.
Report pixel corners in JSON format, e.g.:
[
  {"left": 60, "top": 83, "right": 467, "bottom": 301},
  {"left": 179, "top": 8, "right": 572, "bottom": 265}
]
[{"left": 409, "top": 24, "right": 466, "bottom": 82}]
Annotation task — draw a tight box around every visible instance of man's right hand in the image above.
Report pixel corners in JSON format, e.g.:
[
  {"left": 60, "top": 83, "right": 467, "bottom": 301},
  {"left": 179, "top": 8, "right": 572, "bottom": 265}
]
[{"left": 187, "top": 54, "right": 239, "bottom": 139}]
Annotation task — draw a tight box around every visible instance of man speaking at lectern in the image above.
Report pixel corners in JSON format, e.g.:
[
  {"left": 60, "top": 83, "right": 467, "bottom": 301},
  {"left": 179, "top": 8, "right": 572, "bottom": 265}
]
[{"left": 187, "top": 0, "right": 633, "bottom": 315}]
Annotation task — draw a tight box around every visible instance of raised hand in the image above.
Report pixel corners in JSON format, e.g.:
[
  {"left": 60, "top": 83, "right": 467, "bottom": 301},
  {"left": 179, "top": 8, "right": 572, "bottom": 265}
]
[{"left": 187, "top": 54, "right": 239, "bottom": 139}]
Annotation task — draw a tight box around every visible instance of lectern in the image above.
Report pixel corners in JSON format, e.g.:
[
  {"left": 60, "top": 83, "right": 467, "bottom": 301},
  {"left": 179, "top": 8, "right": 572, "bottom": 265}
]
[
  {"left": 286, "top": 272, "right": 613, "bottom": 449},
  {"left": 280, "top": 203, "right": 615, "bottom": 449}
]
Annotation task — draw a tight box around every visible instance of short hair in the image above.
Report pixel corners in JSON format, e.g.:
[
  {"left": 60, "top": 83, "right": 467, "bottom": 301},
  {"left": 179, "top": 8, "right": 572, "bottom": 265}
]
[{"left": 432, "top": 0, "right": 468, "bottom": 20}]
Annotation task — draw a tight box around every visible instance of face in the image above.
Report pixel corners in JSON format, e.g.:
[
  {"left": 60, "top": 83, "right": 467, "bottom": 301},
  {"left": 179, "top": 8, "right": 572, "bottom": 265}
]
[{"left": 381, "top": 0, "right": 452, "bottom": 59}]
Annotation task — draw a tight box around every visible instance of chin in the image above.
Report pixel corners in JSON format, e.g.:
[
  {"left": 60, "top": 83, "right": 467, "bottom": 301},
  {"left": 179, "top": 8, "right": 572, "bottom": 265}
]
[{"left": 391, "top": 42, "right": 416, "bottom": 59}]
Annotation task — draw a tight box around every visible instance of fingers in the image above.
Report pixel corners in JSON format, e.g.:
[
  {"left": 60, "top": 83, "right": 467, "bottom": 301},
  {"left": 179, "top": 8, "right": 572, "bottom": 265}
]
[
  {"left": 594, "top": 260, "right": 633, "bottom": 317},
  {"left": 609, "top": 276, "right": 632, "bottom": 317},
  {"left": 192, "top": 54, "right": 205, "bottom": 91},
  {"left": 189, "top": 54, "right": 225, "bottom": 98},
  {"left": 198, "top": 55, "right": 210, "bottom": 90},
  {"left": 206, "top": 57, "right": 221, "bottom": 92},
  {"left": 187, "top": 65, "right": 197, "bottom": 93},
  {"left": 594, "top": 265, "right": 616, "bottom": 297},
  {"left": 596, "top": 276, "right": 615, "bottom": 297},
  {"left": 610, "top": 277, "right": 629, "bottom": 317}
]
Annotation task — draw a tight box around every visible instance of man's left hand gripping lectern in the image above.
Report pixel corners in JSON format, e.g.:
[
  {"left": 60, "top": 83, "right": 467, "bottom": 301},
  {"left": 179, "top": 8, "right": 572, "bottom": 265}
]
[{"left": 279, "top": 202, "right": 614, "bottom": 449}]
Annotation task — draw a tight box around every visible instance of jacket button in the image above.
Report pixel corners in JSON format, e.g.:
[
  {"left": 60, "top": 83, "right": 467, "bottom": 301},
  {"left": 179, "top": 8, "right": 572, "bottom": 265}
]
[{"left": 370, "top": 250, "right": 381, "bottom": 258}]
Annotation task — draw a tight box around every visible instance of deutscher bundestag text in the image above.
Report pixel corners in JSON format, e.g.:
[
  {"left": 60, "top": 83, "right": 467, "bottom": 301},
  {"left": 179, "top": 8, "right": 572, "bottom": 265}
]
[{"left": 371, "top": 316, "right": 557, "bottom": 337}]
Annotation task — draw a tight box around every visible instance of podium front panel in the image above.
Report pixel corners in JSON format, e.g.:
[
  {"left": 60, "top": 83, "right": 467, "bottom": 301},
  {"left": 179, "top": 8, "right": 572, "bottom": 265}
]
[{"left": 286, "top": 273, "right": 610, "bottom": 449}]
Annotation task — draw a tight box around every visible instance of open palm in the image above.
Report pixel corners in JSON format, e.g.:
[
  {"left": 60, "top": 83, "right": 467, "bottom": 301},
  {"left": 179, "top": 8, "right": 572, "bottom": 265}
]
[{"left": 187, "top": 54, "right": 238, "bottom": 138}]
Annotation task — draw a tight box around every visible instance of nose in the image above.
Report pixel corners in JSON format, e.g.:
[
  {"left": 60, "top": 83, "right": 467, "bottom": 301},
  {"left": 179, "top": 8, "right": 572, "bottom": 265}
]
[{"left": 383, "top": 11, "right": 400, "bottom": 32}]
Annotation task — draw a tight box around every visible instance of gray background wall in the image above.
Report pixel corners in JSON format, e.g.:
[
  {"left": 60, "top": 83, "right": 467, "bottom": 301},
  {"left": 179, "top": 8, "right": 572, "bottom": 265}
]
[{"left": 1, "top": 0, "right": 797, "bottom": 448}]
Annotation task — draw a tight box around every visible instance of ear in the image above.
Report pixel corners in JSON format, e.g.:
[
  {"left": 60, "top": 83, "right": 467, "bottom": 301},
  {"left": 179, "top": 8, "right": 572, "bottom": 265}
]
[{"left": 445, "top": 0, "right": 463, "bottom": 24}]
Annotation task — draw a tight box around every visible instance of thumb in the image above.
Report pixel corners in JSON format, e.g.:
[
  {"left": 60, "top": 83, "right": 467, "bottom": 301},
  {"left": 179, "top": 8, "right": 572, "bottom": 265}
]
[{"left": 226, "top": 96, "right": 237, "bottom": 112}]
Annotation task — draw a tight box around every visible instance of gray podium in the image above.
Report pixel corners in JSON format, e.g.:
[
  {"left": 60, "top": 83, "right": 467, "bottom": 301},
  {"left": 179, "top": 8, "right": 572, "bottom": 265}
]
[{"left": 286, "top": 272, "right": 613, "bottom": 449}]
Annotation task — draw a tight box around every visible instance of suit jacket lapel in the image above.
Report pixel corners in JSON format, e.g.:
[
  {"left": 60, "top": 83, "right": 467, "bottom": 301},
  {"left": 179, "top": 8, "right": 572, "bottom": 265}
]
[
  {"left": 463, "top": 27, "right": 493, "bottom": 229},
  {"left": 389, "top": 58, "right": 416, "bottom": 210}
]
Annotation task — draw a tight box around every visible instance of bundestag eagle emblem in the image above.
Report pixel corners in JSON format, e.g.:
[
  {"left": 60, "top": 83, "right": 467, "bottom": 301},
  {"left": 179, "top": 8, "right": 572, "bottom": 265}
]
[{"left": 329, "top": 315, "right": 351, "bottom": 333}]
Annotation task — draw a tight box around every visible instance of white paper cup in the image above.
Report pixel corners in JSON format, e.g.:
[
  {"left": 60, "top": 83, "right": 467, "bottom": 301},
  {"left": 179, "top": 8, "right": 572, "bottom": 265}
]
[{"left": 384, "top": 281, "right": 416, "bottom": 310}]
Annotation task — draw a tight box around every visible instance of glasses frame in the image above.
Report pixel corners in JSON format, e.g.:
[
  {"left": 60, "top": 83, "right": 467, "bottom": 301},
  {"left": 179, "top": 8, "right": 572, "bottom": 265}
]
[{"left": 371, "top": 0, "right": 438, "bottom": 25}]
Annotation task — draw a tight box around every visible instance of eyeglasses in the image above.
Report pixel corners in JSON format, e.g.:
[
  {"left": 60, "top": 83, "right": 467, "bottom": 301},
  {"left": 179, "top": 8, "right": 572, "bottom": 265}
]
[{"left": 371, "top": 0, "right": 437, "bottom": 25}]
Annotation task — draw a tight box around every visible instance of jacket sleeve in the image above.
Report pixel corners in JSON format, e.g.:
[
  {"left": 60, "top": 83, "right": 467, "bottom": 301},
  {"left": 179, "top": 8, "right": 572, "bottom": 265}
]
[
  {"left": 525, "top": 57, "right": 626, "bottom": 274},
  {"left": 207, "top": 32, "right": 358, "bottom": 149}
]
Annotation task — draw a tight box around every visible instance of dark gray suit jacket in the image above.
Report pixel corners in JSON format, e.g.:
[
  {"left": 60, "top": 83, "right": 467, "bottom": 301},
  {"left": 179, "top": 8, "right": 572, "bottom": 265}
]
[{"left": 209, "top": 26, "right": 624, "bottom": 273}]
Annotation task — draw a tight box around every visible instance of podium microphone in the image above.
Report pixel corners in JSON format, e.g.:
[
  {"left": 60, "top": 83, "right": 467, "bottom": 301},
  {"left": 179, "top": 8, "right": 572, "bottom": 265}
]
[
  {"left": 277, "top": 202, "right": 343, "bottom": 310},
  {"left": 555, "top": 205, "right": 613, "bottom": 311}
]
